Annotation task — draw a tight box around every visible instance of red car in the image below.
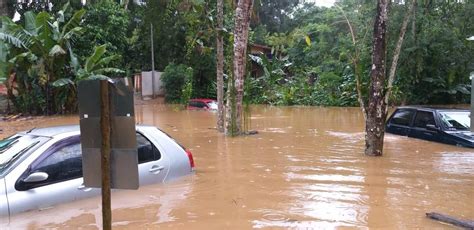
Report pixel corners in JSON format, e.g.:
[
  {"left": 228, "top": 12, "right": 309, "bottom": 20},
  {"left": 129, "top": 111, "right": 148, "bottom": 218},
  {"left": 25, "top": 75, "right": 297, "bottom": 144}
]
[{"left": 187, "top": 99, "right": 218, "bottom": 110}]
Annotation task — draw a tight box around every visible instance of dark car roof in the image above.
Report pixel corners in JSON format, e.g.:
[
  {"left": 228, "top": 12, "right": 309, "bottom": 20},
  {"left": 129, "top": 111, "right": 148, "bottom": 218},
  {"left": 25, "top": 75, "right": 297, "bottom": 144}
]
[{"left": 395, "top": 106, "right": 469, "bottom": 112}]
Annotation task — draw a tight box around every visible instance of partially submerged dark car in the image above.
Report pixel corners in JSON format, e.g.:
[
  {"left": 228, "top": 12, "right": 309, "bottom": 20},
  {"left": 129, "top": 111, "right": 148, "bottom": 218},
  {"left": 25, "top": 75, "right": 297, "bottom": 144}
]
[{"left": 385, "top": 106, "right": 474, "bottom": 148}]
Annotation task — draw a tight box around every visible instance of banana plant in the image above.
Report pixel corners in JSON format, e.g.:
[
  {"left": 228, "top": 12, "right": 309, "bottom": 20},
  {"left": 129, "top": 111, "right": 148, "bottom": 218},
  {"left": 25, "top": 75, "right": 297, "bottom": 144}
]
[
  {"left": 52, "top": 44, "right": 124, "bottom": 88},
  {"left": 0, "top": 5, "right": 85, "bottom": 114},
  {"left": 0, "top": 7, "right": 85, "bottom": 84}
]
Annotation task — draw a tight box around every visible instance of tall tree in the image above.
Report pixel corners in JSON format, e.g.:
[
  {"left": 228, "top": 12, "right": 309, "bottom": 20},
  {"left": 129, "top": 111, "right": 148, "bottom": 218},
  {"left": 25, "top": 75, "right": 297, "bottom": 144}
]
[
  {"left": 0, "top": 0, "right": 8, "bottom": 17},
  {"left": 225, "top": 0, "right": 253, "bottom": 136},
  {"left": 365, "top": 0, "right": 389, "bottom": 156},
  {"left": 252, "top": 0, "right": 299, "bottom": 33},
  {"left": 216, "top": 0, "right": 225, "bottom": 133}
]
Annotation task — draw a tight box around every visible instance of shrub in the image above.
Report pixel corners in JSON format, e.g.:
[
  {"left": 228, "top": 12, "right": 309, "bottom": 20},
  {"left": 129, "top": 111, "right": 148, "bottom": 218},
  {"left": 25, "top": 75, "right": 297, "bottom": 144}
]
[{"left": 161, "top": 63, "right": 193, "bottom": 103}]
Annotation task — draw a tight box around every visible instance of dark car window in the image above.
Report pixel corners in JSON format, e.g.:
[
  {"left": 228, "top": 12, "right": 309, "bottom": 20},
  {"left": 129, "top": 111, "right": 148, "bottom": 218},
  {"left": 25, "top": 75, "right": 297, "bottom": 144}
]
[
  {"left": 33, "top": 140, "right": 83, "bottom": 185},
  {"left": 390, "top": 109, "right": 415, "bottom": 126},
  {"left": 198, "top": 102, "right": 208, "bottom": 108},
  {"left": 15, "top": 136, "right": 84, "bottom": 191},
  {"left": 18, "top": 133, "right": 161, "bottom": 190},
  {"left": 413, "top": 111, "right": 436, "bottom": 128},
  {"left": 136, "top": 132, "right": 161, "bottom": 163},
  {"left": 189, "top": 101, "right": 207, "bottom": 108}
]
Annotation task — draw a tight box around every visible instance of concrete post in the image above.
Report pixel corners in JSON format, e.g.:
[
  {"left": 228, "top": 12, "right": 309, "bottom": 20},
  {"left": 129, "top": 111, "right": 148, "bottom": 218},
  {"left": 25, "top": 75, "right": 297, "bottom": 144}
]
[{"left": 151, "top": 23, "right": 155, "bottom": 99}]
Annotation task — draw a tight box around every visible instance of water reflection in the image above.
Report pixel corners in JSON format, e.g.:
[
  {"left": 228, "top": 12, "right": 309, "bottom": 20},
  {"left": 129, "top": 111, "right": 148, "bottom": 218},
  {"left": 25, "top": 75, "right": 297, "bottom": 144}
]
[
  {"left": 5, "top": 179, "right": 193, "bottom": 229},
  {"left": 1, "top": 105, "right": 473, "bottom": 229}
]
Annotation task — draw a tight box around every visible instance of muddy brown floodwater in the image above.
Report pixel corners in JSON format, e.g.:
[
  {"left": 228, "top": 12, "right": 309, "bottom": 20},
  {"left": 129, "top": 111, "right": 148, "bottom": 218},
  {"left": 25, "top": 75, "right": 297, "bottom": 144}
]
[{"left": 1, "top": 105, "right": 473, "bottom": 229}]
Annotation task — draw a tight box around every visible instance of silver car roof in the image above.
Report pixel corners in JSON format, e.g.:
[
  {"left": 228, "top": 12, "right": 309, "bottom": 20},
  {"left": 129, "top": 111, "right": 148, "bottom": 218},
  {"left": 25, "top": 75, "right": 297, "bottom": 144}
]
[{"left": 19, "top": 124, "right": 153, "bottom": 138}]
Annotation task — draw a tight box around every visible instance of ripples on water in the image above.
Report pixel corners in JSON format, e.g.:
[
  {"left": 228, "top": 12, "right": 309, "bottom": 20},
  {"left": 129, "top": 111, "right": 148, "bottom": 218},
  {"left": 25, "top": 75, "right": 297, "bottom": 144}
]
[{"left": 1, "top": 105, "right": 473, "bottom": 229}]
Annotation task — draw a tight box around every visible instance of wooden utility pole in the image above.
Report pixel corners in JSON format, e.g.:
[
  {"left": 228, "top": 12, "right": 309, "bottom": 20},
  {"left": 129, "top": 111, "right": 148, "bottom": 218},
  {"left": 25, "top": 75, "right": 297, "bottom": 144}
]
[
  {"left": 100, "top": 80, "right": 112, "bottom": 230},
  {"left": 365, "top": 0, "right": 389, "bottom": 156}
]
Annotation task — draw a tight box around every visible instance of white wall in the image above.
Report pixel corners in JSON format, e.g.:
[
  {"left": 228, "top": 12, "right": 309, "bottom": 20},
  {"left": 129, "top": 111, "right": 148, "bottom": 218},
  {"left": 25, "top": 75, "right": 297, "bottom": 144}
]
[{"left": 141, "top": 71, "right": 164, "bottom": 97}]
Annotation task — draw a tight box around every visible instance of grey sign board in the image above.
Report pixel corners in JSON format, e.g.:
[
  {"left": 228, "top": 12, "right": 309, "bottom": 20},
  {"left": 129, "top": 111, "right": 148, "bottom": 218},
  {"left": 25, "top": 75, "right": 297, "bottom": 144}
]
[{"left": 78, "top": 78, "right": 139, "bottom": 190}]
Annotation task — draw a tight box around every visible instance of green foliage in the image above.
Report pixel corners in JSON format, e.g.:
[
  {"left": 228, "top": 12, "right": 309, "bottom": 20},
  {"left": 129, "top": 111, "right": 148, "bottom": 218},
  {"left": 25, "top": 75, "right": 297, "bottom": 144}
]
[
  {"left": 389, "top": 1, "right": 474, "bottom": 104},
  {"left": 1, "top": 6, "right": 123, "bottom": 114},
  {"left": 161, "top": 63, "right": 193, "bottom": 103},
  {"left": 246, "top": 0, "right": 472, "bottom": 106},
  {"left": 4, "top": 0, "right": 472, "bottom": 112},
  {"left": 130, "top": 0, "right": 219, "bottom": 101},
  {"left": 53, "top": 44, "right": 124, "bottom": 87},
  {"left": 181, "top": 74, "right": 193, "bottom": 106},
  {"left": 73, "top": 1, "right": 129, "bottom": 68},
  {"left": 252, "top": 0, "right": 300, "bottom": 33},
  {"left": 0, "top": 7, "right": 85, "bottom": 114},
  {"left": 12, "top": 0, "right": 83, "bottom": 23}
]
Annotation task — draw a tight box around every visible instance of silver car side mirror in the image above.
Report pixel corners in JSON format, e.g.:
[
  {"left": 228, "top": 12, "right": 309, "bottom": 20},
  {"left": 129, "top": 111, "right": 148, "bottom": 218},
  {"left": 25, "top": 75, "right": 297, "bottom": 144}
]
[{"left": 23, "top": 172, "right": 49, "bottom": 183}]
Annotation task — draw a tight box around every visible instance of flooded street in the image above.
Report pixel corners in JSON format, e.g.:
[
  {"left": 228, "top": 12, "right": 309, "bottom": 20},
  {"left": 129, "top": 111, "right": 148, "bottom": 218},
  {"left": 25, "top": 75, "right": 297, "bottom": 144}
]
[{"left": 1, "top": 105, "right": 473, "bottom": 229}]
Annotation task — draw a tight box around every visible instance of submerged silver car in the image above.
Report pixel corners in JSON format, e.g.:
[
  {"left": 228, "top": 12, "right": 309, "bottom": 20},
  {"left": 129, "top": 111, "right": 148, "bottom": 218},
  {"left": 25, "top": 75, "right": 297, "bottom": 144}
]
[{"left": 0, "top": 125, "right": 194, "bottom": 218}]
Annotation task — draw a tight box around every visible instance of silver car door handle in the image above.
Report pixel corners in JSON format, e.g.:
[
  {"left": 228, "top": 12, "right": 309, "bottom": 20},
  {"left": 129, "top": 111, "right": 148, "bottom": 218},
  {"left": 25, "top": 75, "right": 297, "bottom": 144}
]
[
  {"left": 149, "top": 165, "right": 165, "bottom": 174},
  {"left": 78, "top": 184, "right": 92, "bottom": 192}
]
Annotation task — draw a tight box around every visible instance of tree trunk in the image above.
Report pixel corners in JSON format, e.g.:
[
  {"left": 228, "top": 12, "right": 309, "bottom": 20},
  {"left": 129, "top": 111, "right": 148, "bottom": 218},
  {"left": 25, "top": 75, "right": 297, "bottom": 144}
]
[
  {"left": 365, "top": 0, "right": 389, "bottom": 156},
  {"left": 384, "top": 0, "right": 415, "bottom": 112},
  {"left": 216, "top": 0, "right": 225, "bottom": 133},
  {"left": 225, "top": 74, "right": 237, "bottom": 136},
  {"left": 0, "top": 0, "right": 8, "bottom": 17},
  {"left": 225, "top": 0, "right": 253, "bottom": 136},
  {"left": 123, "top": 0, "right": 129, "bottom": 10},
  {"left": 426, "top": 212, "right": 474, "bottom": 229}
]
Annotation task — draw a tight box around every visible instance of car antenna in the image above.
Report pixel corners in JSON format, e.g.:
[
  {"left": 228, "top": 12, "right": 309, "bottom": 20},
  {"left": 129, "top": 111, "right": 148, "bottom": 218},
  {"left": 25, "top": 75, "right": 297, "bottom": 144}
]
[{"left": 26, "top": 127, "right": 36, "bottom": 133}]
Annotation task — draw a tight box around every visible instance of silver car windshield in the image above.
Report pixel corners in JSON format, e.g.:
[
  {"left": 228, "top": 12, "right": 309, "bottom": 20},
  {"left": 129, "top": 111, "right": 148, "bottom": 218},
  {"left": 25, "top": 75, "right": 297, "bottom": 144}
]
[
  {"left": 439, "top": 111, "right": 470, "bottom": 131},
  {"left": 0, "top": 135, "right": 46, "bottom": 176}
]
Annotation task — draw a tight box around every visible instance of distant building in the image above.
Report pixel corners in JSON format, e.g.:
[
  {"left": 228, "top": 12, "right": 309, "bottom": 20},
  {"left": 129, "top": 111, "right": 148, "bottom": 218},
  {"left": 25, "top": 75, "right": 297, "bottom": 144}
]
[{"left": 249, "top": 44, "right": 272, "bottom": 78}]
